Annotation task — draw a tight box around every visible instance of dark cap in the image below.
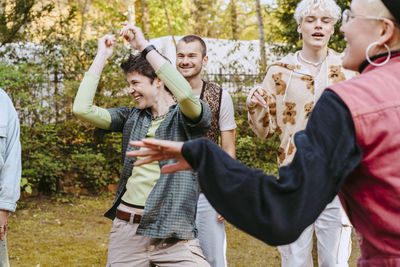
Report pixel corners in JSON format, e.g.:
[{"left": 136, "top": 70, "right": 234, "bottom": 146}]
[{"left": 381, "top": 0, "right": 400, "bottom": 25}]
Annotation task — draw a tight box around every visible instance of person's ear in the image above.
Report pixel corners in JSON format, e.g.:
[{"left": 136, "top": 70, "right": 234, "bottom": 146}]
[
  {"left": 297, "top": 23, "right": 302, "bottom": 34},
  {"left": 378, "top": 19, "right": 396, "bottom": 45},
  {"left": 202, "top": 55, "right": 208, "bottom": 67},
  {"left": 154, "top": 77, "right": 163, "bottom": 88}
]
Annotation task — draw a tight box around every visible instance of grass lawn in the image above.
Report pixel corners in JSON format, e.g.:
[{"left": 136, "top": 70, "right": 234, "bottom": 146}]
[{"left": 8, "top": 195, "right": 359, "bottom": 266}]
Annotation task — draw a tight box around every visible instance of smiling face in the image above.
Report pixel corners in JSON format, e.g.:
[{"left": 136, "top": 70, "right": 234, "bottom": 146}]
[
  {"left": 176, "top": 40, "right": 208, "bottom": 80},
  {"left": 340, "top": 0, "right": 388, "bottom": 71},
  {"left": 298, "top": 10, "right": 335, "bottom": 50},
  {"left": 126, "top": 71, "right": 162, "bottom": 110}
]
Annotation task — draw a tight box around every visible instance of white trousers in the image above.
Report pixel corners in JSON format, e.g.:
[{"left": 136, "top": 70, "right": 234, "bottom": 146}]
[
  {"left": 278, "top": 196, "right": 352, "bottom": 267},
  {"left": 196, "top": 193, "right": 227, "bottom": 267}
]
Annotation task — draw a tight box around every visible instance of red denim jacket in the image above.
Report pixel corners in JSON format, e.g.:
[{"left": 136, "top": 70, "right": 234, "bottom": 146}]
[{"left": 331, "top": 53, "right": 400, "bottom": 266}]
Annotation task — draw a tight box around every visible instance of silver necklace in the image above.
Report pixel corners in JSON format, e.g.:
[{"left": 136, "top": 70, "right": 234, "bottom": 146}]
[
  {"left": 299, "top": 52, "right": 325, "bottom": 67},
  {"left": 152, "top": 112, "right": 169, "bottom": 120}
]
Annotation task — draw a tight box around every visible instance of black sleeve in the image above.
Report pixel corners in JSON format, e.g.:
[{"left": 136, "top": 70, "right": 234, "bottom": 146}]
[{"left": 181, "top": 90, "right": 363, "bottom": 246}]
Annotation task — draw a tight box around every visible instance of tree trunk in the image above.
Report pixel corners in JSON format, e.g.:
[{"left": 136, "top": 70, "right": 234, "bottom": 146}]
[
  {"left": 230, "top": 0, "right": 238, "bottom": 40},
  {"left": 79, "top": 0, "right": 90, "bottom": 43},
  {"left": 161, "top": 0, "right": 176, "bottom": 48},
  {"left": 0, "top": 0, "right": 4, "bottom": 17},
  {"left": 140, "top": 0, "right": 150, "bottom": 38},
  {"left": 0, "top": 0, "right": 36, "bottom": 45},
  {"left": 125, "top": 0, "right": 135, "bottom": 23},
  {"left": 255, "top": 0, "right": 266, "bottom": 69}
]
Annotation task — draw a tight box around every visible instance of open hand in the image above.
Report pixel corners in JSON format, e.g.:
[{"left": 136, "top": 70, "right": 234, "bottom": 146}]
[{"left": 127, "top": 139, "right": 192, "bottom": 174}]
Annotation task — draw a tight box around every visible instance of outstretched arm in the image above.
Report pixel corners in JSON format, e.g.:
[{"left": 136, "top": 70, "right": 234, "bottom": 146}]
[{"left": 128, "top": 90, "right": 362, "bottom": 245}]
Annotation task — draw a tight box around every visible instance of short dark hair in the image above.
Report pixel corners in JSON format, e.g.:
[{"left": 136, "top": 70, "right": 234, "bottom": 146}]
[
  {"left": 179, "top": 35, "right": 207, "bottom": 57},
  {"left": 120, "top": 53, "right": 157, "bottom": 82},
  {"left": 120, "top": 53, "right": 172, "bottom": 94}
]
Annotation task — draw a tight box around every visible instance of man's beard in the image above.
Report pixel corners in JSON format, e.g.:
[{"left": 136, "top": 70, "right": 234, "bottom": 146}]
[{"left": 179, "top": 66, "right": 202, "bottom": 80}]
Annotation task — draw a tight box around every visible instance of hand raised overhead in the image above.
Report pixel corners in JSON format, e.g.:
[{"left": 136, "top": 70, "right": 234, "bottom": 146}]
[
  {"left": 96, "top": 34, "right": 116, "bottom": 59},
  {"left": 120, "top": 22, "right": 149, "bottom": 52}
]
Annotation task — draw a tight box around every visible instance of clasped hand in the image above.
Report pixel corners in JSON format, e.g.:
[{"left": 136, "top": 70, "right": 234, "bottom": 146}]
[
  {"left": 96, "top": 22, "right": 149, "bottom": 59},
  {"left": 250, "top": 87, "right": 268, "bottom": 108}
]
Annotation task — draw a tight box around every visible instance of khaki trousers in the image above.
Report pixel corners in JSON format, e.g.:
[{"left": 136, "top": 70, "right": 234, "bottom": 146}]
[{"left": 107, "top": 218, "right": 210, "bottom": 267}]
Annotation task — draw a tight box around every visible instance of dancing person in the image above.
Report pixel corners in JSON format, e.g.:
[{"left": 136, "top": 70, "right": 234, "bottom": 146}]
[
  {"left": 127, "top": 0, "right": 400, "bottom": 265},
  {"left": 0, "top": 89, "right": 21, "bottom": 267},
  {"left": 73, "top": 23, "right": 211, "bottom": 266},
  {"left": 176, "top": 35, "right": 236, "bottom": 267},
  {"left": 247, "top": 0, "right": 356, "bottom": 265}
]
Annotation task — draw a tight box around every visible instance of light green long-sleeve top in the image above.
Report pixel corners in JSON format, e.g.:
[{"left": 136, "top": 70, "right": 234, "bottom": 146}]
[
  {"left": 73, "top": 61, "right": 202, "bottom": 206},
  {"left": 72, "top": 62, "right": 201, "bottom": 129}
]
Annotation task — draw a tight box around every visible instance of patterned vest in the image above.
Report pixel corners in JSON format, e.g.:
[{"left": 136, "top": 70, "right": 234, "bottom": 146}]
[
  {"left": 200, "top": 81, "right": 223, "bottom": 144},
  {"left": 330, "top": 53, "right": 400, "bottom": 265}
]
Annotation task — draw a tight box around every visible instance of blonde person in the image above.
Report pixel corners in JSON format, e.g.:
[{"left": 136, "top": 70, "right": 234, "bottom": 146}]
[
  {"left": 246, "top": 0, "right": 356, "bottom": 266},
  {"left": 73, "top": 23, "right": 211, "bottom": 266},
  {"left": 127, "top": 0, "right": 400, "bottom": 264}
]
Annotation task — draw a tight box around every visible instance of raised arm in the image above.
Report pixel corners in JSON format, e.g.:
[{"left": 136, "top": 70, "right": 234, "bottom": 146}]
[
  {"left": 120, "top": 23, "right": 202, "bottom": 120},
  {"left": 72, "top": 35, "right": 115, "bottom": 129}
]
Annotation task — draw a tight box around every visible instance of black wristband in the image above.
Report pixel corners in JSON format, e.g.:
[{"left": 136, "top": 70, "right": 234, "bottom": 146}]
[{"left": 141, "top": 45, "right": 156, "bottom": 58}]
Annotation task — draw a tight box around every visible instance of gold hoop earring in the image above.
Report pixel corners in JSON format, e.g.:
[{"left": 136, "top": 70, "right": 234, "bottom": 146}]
[{"left": 365, "top": 41, "right": 391, "bottom": 67}]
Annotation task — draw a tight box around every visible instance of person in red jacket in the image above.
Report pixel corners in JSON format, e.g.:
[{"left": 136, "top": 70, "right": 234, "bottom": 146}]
[{"left": 127, "top": 0, "right": 400, "bottom": 265}]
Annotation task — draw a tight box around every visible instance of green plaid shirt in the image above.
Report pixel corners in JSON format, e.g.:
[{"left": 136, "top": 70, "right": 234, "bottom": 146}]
[{"left": 104, "top": 102, "right": 211, "bottom": 239}]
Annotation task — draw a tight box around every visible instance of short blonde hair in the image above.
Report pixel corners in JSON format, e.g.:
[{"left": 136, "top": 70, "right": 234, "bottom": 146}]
[{"left": 294, "top": 0, "right": 341, "bottom": 24}]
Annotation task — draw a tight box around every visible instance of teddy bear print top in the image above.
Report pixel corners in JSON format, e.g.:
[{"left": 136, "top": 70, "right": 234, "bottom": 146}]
[{"left": 247, "top": 49, "right": 357, "bottom": 166}]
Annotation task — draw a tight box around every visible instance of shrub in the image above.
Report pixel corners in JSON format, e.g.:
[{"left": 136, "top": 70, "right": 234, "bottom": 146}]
[{"left": 234, "top": 96, "right": 279, "bottom": 175}]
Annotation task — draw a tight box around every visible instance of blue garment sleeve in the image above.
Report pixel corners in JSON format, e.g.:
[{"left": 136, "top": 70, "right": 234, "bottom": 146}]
[
  {"left": 181, "top": 90, "right": 363, "bottom": 246},
  {"left": 0, "top": 90, "right": 21, "bottom": 212}
]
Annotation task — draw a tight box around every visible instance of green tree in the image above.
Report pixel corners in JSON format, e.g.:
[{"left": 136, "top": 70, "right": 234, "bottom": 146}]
[{"left": 0, "top": 0, "right": 53, "bottom": 45}]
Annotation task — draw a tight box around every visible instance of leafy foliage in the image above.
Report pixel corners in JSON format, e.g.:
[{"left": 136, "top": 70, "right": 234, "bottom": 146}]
[
  {"left": 233, "top": 96, "right": 279, "bottom": 175},
  {"left": 0, "top": 0, "right": 53, "bottom": 45},
  {"left": 0, "top": 5, "right": 129, "bottom": 194}
]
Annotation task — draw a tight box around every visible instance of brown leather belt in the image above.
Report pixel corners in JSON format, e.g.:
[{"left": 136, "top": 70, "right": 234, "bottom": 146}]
[{"left": 116, "top": 209, "right": 142, "bottom": 224}]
